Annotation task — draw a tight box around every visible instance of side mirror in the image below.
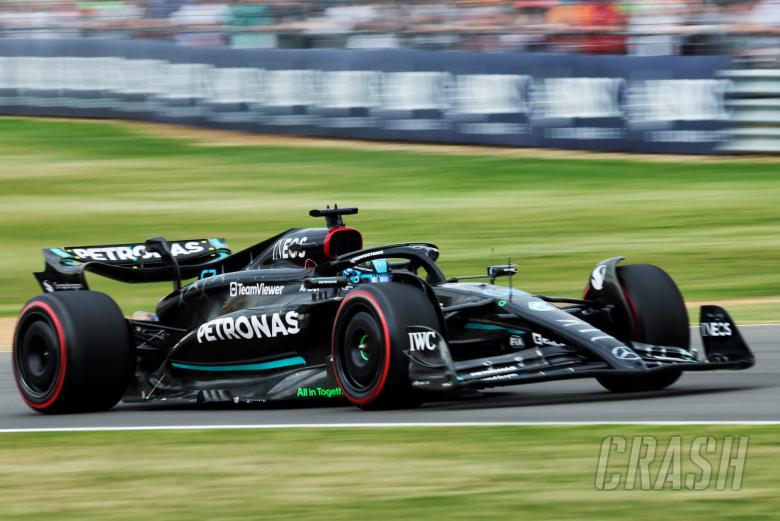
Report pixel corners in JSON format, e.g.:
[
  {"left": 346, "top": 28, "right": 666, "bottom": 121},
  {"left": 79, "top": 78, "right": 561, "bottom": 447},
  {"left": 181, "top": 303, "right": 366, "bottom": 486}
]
[{"left": 487, "top": 264, "right": 518, "bottom": 284}]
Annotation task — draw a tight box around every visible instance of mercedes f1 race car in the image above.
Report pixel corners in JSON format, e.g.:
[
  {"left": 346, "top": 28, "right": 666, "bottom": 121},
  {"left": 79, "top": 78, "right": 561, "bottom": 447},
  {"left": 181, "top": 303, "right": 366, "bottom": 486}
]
[{"left": 13, "top": 207, "right": 754, "bottom": 413}]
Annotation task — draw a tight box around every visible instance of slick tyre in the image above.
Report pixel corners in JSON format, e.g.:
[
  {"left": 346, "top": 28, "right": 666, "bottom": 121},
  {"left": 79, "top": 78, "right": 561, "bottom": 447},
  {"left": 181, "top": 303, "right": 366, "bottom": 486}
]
[
  {"left": 597, "top": 264, "right": 688, "bottom": 393},
  {"left": 332, "top": 283, "right": 441, "bottom": 410},
  {"left": 13, "top": 291, "right": 133, "bottom": 414}
]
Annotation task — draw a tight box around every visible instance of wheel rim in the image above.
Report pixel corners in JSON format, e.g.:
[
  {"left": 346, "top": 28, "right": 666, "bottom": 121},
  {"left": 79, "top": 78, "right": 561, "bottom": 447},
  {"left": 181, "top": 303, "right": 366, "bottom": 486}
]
[
  {"left": 355, "top": 334, "right": 370, "bottom": 362},
  {"left": 340, "top": 310, "right": 384, "bottom": 392},
  {"left": 16, "top": 318, "right": 60, "bottom": 398}
]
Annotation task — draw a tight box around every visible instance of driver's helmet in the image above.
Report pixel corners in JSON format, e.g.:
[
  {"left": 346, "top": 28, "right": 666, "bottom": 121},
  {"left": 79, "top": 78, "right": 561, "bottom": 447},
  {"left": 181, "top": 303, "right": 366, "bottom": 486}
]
[{"left": 342, "top": 258, "right": 392, "bottom": 284}]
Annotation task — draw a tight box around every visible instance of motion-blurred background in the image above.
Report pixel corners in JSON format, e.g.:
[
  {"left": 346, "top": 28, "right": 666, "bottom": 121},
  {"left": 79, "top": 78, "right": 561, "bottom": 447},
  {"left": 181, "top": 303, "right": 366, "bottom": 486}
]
[
  {"left": 0, "top": 1, "right": 778, "bottom": 328},
  {"left": 0, "top": 0, "right": 778, "bottom": 60}
]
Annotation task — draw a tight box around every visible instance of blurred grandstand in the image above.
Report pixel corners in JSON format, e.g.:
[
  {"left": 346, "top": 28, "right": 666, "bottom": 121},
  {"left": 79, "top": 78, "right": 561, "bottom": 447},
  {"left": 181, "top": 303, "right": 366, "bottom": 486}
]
[
  {"left": 0, "top": 2, "right": 778, "bottom": 153},
  {"left": 0, "top": 1, "right": 778, "bottom": 63}
]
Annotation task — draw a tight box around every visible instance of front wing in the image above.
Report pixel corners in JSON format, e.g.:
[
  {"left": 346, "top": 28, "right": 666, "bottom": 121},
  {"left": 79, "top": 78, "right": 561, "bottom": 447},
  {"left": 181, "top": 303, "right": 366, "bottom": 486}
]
[{"left": 407, "top": 305, "right": 755, "bottom": 391}]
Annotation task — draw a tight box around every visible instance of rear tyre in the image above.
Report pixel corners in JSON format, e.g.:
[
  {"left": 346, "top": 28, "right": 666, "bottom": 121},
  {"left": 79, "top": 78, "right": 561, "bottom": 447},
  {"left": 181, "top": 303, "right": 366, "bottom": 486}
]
[
  {"left": 596, "top": 264, "right": 688, "bottom": 393},
  {"left": 332, "top": 283, "right": 441, "bottom": 410},
  {"left": 13, "top": 291, "right": 133, "bottom": 414}
]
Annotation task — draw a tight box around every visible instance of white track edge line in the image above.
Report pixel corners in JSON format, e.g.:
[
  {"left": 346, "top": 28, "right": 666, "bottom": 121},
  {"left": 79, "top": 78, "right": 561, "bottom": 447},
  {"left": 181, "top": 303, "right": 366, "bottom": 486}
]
[{"left": 1, "top": 421, "right": 780, "bottom": 433}]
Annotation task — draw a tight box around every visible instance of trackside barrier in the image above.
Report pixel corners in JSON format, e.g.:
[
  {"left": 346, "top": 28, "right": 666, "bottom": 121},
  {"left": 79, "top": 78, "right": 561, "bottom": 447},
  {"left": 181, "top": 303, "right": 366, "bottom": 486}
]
[
  {"left": 0, "top": 38, "right": 751, "bottom": 154},
  {"left": 718, "top": 69, "right": 780, "bottom": 153}
]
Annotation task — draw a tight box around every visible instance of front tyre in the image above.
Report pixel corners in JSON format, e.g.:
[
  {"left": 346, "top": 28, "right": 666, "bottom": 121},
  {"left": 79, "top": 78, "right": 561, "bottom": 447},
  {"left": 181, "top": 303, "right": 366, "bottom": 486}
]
[
  {"left": 596, "top": 264, "right": 688, "bottom": 393},
  {"left": 13, "top": 291, "right": 133, "bottom": 414},
  {"left": 332, "top": 283, "right": 441, "bottom": 410}
]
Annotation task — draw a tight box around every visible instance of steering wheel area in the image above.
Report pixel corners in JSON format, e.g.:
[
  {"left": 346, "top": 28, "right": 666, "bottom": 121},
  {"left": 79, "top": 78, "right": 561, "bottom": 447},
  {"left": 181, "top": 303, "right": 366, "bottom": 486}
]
[
  {"left": 342, "top": 256, "right": 440, "bottom": 286},
  {"left": 342, "top": 258, "right": 394, "bottom": 284},
  {"left": 324, "top": 244, "right": 445, "bottom": 285}
]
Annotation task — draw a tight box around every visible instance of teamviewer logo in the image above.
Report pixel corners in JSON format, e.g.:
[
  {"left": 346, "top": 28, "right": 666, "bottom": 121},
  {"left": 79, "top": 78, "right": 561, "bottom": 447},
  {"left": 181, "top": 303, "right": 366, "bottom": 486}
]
[{"left": 230, "top": 282, "right": 238, "bottom": 297}]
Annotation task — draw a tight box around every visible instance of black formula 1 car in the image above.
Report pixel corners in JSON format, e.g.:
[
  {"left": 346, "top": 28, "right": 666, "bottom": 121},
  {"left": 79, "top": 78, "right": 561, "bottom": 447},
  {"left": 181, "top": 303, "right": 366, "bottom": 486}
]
[{"left": 13, "top": 207, "right": 754, "bottom": 413}]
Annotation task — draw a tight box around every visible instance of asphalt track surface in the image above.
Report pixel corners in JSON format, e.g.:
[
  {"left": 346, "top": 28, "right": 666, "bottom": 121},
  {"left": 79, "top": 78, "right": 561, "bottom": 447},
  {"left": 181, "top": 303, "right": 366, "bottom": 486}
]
[{"left": 1, "top": 326, "right": 777, "bottom": 429}]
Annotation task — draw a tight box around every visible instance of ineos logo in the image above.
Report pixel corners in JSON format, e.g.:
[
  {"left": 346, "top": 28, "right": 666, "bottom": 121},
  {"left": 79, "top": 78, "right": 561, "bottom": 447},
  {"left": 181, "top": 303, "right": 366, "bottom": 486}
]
[
  {"left": 700, "top": 322, "right": 732, "bottom": 337},
  {"left": 272, "top": 237, "right": 308, "bottom": 260}
]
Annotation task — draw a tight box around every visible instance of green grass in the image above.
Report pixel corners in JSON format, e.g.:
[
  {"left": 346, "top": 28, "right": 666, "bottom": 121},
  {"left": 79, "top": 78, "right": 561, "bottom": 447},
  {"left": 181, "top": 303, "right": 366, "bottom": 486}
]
[
  {"left": 0, "top": 426, "right": 777, "bottom": 520},
  {"left": 1, "top": 117, "right": 779, "bottom": 319}
]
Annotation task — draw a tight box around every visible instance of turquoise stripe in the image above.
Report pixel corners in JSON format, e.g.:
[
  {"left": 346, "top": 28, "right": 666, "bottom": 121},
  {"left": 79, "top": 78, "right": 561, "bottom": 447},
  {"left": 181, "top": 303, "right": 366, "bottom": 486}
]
[
  {"left": 171, "top": 356, "right": 305, "bottom": 372},
  {"left": 51, "top": 248, "right": 79, "bottom": 265},
  {"left": 465, "top": 323, "right": 526, "bottom": 335},
  {"left": 209, "top": 238, "right": 230, "bottom": 250}
]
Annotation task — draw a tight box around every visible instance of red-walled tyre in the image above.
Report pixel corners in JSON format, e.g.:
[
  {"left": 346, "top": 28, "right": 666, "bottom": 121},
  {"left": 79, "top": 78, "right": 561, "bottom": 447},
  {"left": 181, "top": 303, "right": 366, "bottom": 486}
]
[
  {"left": 332, "top": 283, "right": 441, "bottom": 410},
  {"left": 13, "top": 291, "right": 133, "bottom": 414},
  {"left": 596, "top": 264, "right": 688, "bottom": 393}
]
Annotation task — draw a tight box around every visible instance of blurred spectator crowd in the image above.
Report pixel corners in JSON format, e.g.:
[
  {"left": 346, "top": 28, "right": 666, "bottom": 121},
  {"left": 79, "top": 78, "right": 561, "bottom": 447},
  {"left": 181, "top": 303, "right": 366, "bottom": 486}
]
[{"left": 0, "top": 1, "right": 778, "bottom": 60}]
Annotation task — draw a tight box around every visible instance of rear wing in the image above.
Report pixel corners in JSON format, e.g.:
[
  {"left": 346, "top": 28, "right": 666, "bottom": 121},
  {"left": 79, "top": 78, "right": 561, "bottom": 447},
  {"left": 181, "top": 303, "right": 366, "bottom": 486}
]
[{"left": 34, "top": 239, "right": 231, "bottom": 292}]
